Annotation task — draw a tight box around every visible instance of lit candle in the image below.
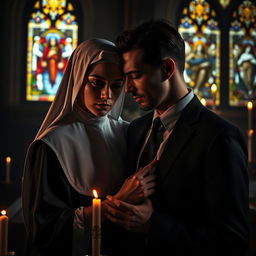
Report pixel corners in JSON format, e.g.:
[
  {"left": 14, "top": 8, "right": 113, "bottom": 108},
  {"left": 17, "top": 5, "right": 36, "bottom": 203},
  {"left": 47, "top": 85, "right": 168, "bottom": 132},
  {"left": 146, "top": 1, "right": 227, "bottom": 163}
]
[
  {"left": 247, "top": 101, "right": 253, "bottom": 131},
  {"left": 248, "top": 129, "right": 254, "bottom": 163},
  {"left": 200, "top": 98, "right": 206, "bottom": 107},
  {"left": 5, "top": 157, "right": 11, "bottom": 184},
  {"left": 92, "top": 189, "right": 101, "bottom": 256},
  {"left": 211, "top": 84, "right": 217, "bottom": 110},
  {"left": 0, "top": 210, "right": 8, "bottom": 256}
]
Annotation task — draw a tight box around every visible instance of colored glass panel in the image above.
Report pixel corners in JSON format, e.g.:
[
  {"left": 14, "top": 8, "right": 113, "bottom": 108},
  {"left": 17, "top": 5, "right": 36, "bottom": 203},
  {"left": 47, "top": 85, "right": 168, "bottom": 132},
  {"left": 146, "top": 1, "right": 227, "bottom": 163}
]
[
  {"left": 26, "top": 0, "right": 78, "bottom": 102},
  {"left": 219, "top": 0, "right": 230, "bottom": 8},
  {"left": 229, "top": 0, "right": 256, "bottom": 106},
  {"left": 179, "top": 0, "right": 221, "bottom": 106}
]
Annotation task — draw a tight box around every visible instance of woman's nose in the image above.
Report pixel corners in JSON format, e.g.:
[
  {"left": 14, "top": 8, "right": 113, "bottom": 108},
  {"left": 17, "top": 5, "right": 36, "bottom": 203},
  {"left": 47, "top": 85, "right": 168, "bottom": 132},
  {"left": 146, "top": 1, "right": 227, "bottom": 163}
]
[{"left": 101, "top": 86, "right": 112, "bottom": 99}]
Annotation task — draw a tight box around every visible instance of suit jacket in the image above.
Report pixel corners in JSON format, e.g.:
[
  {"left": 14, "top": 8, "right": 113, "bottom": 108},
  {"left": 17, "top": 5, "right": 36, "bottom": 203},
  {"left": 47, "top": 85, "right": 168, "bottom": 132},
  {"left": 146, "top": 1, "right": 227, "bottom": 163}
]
[{"left": 125, "top": 96, "right": 249, "bottom": 256}]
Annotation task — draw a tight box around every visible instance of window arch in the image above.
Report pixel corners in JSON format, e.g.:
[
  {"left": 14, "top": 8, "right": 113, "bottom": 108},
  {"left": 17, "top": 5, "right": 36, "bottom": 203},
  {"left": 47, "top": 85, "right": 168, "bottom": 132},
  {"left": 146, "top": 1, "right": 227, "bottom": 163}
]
[
  {"left": 26, "top": 0, "right": 78, "bottom": 101},
  {"left": 178, "top": 0, "right": 221, "bottom": 106},
  {"left": 229, "top": 0, "right": 256, "bottom": 106}
]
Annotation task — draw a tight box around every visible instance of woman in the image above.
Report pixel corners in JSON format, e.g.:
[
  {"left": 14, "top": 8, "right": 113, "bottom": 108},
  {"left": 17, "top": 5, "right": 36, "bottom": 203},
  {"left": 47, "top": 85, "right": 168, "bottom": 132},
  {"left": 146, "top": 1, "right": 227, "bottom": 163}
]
[{"left": 22, "top": 39, "right": 156, "bottom": 256}]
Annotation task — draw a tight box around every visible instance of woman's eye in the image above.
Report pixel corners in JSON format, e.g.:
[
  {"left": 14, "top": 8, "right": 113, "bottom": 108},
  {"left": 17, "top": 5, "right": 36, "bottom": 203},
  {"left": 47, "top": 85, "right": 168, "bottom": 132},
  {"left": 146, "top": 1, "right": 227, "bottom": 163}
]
[{"left": 88, "top": 80, "right": 104, "bottom": 88}]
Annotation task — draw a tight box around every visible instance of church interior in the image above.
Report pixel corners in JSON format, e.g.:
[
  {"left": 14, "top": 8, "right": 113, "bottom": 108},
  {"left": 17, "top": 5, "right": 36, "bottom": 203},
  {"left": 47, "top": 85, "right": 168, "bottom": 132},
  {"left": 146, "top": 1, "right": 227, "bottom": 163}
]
[{"left": 0, "top": 0, "right": 256, "bottom": 255}]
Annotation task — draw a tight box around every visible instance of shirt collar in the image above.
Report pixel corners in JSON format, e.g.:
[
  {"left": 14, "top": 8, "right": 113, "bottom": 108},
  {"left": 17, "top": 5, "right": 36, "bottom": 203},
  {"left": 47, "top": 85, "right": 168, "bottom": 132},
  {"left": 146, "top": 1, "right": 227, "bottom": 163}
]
[{"left": 153, "top": 88, "right": 194, "bottom": 131}]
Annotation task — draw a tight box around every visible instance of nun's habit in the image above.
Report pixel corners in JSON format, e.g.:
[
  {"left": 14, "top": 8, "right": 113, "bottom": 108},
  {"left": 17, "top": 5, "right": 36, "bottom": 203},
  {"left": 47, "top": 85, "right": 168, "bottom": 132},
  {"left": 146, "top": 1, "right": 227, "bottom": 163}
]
[{"left": 22, "top": 39, "right": 130, "bottom": 256}]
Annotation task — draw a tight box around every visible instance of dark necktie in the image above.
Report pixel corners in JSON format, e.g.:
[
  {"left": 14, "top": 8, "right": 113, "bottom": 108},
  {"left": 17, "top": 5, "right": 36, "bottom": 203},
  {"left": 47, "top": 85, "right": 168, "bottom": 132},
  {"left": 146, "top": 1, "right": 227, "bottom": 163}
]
[{"left": 139, "top": 117, "right": 164, "bottom": 168}]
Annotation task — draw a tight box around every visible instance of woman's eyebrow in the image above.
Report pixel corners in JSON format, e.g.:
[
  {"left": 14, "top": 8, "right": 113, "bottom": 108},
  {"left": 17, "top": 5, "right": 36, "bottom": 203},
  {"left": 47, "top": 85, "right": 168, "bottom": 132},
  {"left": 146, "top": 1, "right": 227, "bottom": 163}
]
[
  {"left": 88, "top": 75, "right": 123, "bottom": 81},
  {"left": 88, "top": 74, "right": 105, "bottom": 79}
]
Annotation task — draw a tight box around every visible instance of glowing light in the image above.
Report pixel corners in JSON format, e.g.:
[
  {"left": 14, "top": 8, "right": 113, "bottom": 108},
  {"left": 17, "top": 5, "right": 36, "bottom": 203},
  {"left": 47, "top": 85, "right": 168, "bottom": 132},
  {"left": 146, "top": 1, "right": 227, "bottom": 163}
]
[
  {"left": 211, "top": 84, "right": 217, "bottom": 94},
  {"left": 93, "top": 189, "right": 98, "bottom": 198},
  {"left": 1, "top": 210, "right": 6, "bottom": 216},
  {"left": 200, "top": 98, "right": 206, "bottom": 106},
  {"left": 247, "top": 101, "right": 253, "bottom": 110}
]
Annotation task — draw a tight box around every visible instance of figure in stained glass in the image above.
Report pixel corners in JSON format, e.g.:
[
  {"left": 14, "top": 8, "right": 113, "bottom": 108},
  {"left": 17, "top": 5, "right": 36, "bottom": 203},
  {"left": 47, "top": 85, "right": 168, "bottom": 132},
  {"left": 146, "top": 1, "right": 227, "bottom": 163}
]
[
  {"left": 237, "top": 43, "right": 256, "bottom": 96},
  {"left": 40, "top": 32, "right": 64, "bottom": 95},
  {"left": 185, "top": 36, "right": 214, "bottom": 95},
  {"left": 179, "top": 0, "right": 220, "bottom": 106},
  {"left": 26, "top": 0, "right": 78, "bottom": 101},
  {"left": 32, "top": 35, "right": 44, "bottom": 91},
  {"left": 229, "top": 0, "right": 256, "bottom": 105}
]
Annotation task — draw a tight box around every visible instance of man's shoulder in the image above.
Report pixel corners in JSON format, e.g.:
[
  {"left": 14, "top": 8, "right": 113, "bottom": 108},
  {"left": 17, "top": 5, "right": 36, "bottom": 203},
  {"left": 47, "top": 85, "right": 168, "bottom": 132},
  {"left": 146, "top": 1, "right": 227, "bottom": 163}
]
[{"left": 200, "top": 107, "right": 243, "bottom": 137}]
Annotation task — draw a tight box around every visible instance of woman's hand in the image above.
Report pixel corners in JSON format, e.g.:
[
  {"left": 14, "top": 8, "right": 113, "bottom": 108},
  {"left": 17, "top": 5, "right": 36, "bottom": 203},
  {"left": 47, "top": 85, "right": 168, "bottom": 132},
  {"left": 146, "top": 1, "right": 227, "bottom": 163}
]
[{"left": 113, "top": 159, "right": 158, "bottom": 205}]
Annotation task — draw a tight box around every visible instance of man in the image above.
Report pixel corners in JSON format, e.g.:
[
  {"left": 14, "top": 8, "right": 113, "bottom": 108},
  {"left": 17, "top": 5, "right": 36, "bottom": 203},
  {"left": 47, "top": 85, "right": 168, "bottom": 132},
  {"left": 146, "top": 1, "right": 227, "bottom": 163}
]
[{"left": 105, "top": 20, "right": 249, "bottom": 256}]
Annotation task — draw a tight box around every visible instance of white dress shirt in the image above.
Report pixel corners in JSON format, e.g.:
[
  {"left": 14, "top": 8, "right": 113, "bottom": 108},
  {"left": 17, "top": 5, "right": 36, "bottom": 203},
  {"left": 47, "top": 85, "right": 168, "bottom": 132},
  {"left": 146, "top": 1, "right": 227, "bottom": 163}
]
[{"left": 136, "top": 88, "right": 194, "bottom": 169}]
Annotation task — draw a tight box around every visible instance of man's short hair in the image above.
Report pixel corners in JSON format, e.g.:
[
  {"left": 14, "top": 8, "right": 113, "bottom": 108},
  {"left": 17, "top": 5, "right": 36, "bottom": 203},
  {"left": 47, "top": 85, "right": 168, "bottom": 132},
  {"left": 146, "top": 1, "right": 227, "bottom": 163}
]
[{"left": 116, "top": 19, "right": 185, "bottom": 73}]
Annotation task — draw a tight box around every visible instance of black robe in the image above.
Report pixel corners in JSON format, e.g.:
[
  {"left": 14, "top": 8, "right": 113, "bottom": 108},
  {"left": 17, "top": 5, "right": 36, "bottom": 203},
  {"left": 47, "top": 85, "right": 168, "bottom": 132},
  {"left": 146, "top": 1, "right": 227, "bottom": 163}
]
[{"left": 23, "top": 141, "right": 140, "bottom": 256}]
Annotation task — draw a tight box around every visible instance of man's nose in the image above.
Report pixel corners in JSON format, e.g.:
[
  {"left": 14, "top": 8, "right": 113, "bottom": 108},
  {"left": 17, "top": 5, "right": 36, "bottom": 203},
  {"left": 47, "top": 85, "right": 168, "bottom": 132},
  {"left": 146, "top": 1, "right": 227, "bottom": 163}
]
[
  {"left": 101, "top": 86, "right": 112, "bottom": 99},
  {"left": 125, "top": 77, "right": 135, "bottom": 93}
]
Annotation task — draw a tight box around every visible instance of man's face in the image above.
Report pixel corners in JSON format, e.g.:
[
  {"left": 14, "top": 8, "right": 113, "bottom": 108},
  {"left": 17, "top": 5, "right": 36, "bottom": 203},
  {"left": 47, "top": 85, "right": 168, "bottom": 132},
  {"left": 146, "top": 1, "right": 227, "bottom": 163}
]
[{"left": 123, "top": 48, "right": 170, "bottom": 111}]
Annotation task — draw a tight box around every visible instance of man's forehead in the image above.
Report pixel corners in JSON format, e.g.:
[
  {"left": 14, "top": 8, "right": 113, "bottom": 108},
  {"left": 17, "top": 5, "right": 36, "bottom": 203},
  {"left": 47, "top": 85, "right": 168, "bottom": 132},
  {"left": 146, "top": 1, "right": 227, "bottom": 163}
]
[
  {"left": 122, "top": 48, "right": 145, "bottom": 70},
  {"left": 123, "top": 48, "right": 144, "bottom": 61}
]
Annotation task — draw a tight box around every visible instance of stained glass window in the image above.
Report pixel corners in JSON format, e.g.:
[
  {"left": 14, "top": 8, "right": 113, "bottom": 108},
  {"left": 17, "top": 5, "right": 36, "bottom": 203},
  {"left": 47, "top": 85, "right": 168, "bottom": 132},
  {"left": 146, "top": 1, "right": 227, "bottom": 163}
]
[
  {"left": 26, "top": 0, "right": 78, "bottom": 101},
  {"left": 229, "top": 0, "right": 256, "bottom": 106},
  {"left": 219, "top": 0, "right": 230, "bottom": 8},
  {"left": 178, "top": 0, "right": 220, "bottom": 106}
]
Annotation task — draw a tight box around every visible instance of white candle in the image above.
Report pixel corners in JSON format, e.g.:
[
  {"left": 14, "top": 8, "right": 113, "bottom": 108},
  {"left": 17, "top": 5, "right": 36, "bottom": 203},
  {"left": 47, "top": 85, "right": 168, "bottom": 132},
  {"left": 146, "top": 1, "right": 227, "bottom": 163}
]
[
  {"left": 92, "top": 189, "right": 101, "bottom": 256},
  {"left": 248, "top": 129, "right": 254, "bottom": 163},
  {"left": 5, "top": 157, "right": 11, "bottom": 184},
  {"left": 247, "top": 101, "right": 253, "bottom": 131},
  {"left": 211, "top": 84, "right": 217, "bottom": 110},
  {"left": 0, "top": 210, "right": 8, "bottom": 256}
]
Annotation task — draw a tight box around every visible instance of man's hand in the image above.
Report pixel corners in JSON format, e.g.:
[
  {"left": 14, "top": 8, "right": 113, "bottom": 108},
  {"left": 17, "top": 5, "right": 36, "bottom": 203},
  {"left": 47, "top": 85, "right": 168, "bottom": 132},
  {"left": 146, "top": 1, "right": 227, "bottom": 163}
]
[{"left": 104, "top": 196, "right": 153, "bottom": 233}]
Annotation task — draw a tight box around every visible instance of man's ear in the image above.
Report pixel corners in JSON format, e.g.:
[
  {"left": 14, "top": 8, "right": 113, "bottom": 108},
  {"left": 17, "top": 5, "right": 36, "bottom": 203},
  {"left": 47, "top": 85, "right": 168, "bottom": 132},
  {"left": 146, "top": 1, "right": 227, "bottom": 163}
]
[{"left": 161, "top": 58, "right": 175, "bottom": 80}]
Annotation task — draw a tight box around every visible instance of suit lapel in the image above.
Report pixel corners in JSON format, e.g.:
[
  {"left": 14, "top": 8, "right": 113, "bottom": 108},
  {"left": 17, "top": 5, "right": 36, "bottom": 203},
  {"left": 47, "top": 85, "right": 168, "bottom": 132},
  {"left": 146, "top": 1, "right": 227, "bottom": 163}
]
[
  {"left": 127, "top": 112, "right": 153, "bottom": 174},
  {"left": 157, "top": 117, "right": 195, "bottom": 182},
  {"left": 157, "top": 96, "right": 203, "bottom": 182}
]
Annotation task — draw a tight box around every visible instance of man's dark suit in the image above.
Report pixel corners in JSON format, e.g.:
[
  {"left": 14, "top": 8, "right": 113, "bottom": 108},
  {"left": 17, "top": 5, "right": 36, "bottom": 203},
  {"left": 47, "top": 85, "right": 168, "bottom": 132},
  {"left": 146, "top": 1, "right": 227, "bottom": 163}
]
[{"left": 126, "top": 96, "right": 249, "bottom": 256}]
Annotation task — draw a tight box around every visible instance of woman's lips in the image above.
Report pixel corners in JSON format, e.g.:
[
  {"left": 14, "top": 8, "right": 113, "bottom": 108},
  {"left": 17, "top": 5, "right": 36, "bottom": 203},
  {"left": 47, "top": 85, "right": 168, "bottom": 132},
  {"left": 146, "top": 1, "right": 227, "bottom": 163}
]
[{"left": 95, "top": 103, "right": 111, "bottom": 109}]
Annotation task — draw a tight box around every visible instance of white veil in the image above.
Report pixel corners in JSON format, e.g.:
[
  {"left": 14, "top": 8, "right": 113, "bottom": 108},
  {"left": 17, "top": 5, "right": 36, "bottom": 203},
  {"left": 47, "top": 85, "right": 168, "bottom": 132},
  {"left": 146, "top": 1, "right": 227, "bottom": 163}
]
[
  {"left": 23, "top": 38, "right": 127, "bottom": 197},
  {"left": 35, "top": 38, "right": 125, "bottom": 140}
]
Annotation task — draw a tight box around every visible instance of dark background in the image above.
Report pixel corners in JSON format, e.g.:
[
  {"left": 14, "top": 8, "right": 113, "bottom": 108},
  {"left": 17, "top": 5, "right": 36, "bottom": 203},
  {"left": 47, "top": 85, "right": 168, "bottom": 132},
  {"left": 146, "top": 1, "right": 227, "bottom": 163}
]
[{"left": 0, "top": 0, "right": 255, "bottom": 255}]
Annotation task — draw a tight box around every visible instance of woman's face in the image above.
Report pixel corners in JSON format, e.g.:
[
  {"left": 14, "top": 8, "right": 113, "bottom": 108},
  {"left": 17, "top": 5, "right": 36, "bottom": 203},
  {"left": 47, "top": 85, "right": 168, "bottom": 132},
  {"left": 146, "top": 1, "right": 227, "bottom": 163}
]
[{"left": 78, "top": 62, "right": 123, "bottom": 117}]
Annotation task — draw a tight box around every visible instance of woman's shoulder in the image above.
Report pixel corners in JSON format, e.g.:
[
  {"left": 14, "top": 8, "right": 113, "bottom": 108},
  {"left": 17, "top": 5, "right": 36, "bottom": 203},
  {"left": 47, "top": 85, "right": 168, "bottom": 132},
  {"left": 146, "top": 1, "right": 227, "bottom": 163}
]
[{"left": 42, "top": 122, "right": 85, "bottom": 144}]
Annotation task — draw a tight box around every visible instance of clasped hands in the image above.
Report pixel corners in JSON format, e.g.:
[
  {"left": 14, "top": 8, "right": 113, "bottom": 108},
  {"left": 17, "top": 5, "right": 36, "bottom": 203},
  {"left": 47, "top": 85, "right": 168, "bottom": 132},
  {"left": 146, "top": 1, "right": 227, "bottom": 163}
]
[{"left": 103, "top": 159, "right": 158, "bottom": 233}]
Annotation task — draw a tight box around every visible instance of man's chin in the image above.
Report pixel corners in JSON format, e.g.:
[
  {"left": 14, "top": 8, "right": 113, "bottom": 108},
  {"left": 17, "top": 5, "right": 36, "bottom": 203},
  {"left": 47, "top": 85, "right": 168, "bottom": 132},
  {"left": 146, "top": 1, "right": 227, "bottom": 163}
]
[{"left": 138, "top": 103, "right": 153, "bottom": 112}]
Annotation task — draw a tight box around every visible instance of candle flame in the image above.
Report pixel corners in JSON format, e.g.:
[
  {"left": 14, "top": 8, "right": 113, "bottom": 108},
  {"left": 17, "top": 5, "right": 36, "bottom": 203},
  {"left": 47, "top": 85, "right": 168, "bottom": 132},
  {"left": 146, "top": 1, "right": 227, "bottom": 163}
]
[
  {"left": 93, "top": 189, "right": 98, "bottom": 198},
  {"left": 1, "top": 210, "right": 6, "bottom": 215},
  {"left": 248, "top": 129, "right": 254, "bottom": 136},
  {"left": 211, "top": 84, "right": 217, "bottom": 94},
  {"left": 6, "top": 156, "right": 11, "bottom": 164},
  {"left": 247, "top": 101, "right": 253, "bottom": 110},
  {"left": 200, "top": 98, "right": 206, "bottom": 106}
]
